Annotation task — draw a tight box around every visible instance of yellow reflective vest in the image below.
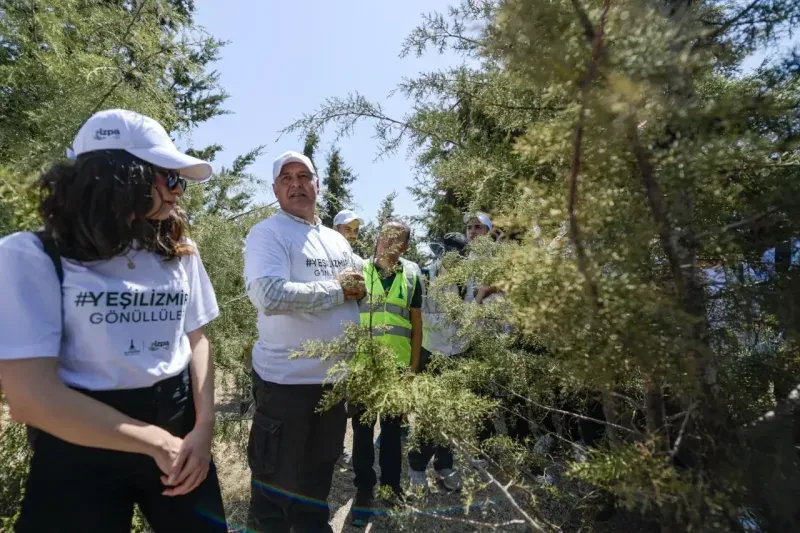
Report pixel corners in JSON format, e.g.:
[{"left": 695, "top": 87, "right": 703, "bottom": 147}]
[{"left": 359, "top": 258, "right": 420, "bottom": 367}]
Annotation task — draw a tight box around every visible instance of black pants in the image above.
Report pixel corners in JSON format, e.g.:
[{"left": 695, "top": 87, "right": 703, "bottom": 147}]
[
  {"left": 15, "top": 370, "right": 227, "bottom": 533},
  {"left": 407, "top": 347, "right": 455, "bottom": 472},
  {"left": 352, "top": 410, "right": 403, "bottom": 493},
  {"left": 247, "top": 373, "right": 347, "bottom": 533}
]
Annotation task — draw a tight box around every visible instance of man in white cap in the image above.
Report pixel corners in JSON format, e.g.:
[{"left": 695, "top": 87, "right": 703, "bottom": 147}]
[
  {"left": 464, "top": 211, "right": 493, "bottom": 243},
  {"left": 243, "top": 150, "right": 366, "bottom": 533},
  {"left": 333, "top": 209, "right": 364, "bottom": 249},
  {"left": 464, "top": 212, "right": 501, "bottom": 304},
  {"left": 331, "top": 208, "right": 366, "bottom": 470}
]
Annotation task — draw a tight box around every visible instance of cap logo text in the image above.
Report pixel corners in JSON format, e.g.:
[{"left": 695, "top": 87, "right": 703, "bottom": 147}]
[{"left": 94, "top": 128, "right": 121, "bottom": 141}]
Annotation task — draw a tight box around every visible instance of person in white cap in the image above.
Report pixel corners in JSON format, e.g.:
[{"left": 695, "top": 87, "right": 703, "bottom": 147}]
[
  {"left": 465, "top": 211, "right": 493, "bottom": 243},
  {"left": 243, "top": 150, "right": 366, "bottom": 533},
  {"left": 0, "top": 109, "right": 227, "bottom": 532},
  {"left": 464, "top": 212, "right": 501, "bottom": 304},
  {"left": 333, "top": 208, "right": 364, "bottom": 249},
  {"left": 331, "top": 208, "right": 365, "bottom": 470}
]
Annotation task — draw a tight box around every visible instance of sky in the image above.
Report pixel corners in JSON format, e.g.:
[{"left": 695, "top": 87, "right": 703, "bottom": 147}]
[
  {"left": 183, "top": 0, "right": 464, "bottom": 224},
  {"left": 183, "top": 1, "right": 798, "bottom": 226}
]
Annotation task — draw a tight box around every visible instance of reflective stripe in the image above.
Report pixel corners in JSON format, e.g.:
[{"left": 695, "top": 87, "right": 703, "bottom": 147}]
[
  {"left": 358, "top": 302, "right": 410, "bottom": 320},
  {"left": 370, "top": 324, "right": 412, "bottom": 338},
  {"left": 383, "top": 303, "right": 410, "bottom": 320}
]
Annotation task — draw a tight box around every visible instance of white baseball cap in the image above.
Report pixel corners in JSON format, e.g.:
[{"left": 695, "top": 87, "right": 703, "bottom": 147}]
[
  {"left": 272, "top": 150, "right": 317, "bottom": 182},
  {"left": 333, "top": 209, "right": 364, "bottom": 226},
  {"left": 67, "top": 109, "right": 213, "bottom": 182},
  {"left": 464, "top": 211, "right": 493, "bottom": 230}
]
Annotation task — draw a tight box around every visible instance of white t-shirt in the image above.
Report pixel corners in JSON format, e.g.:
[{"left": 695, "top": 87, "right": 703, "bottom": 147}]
[
  {"left": 0, "top": 232, "right": 220, "bottom": 390},
  {"left": 421, "top": 260, "right": 467, "bottom": 356},
  {"left": 244, "top": 212, "right": 360, "bottom": 385}
]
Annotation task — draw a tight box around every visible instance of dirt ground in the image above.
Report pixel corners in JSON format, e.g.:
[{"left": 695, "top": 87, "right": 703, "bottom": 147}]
[{"left": 213, "top": 412, "right": 657, "bottom": 533}]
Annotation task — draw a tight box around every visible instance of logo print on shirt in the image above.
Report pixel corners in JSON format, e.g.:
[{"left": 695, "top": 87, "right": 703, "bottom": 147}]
[
  {"left": 148, "top": 340, "right": 170, "bottom": 352},
  {"left": 124, "top": 339, "right": 141, "bottom": 357}
]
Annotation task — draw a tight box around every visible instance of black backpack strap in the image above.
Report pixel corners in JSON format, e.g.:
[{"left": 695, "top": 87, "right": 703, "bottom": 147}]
[
  {"left": 34, "top": 231, "right": 64, "bottom": 284},
  {"left": 27, "top": 232, "right": 63, "bottom": 447}
]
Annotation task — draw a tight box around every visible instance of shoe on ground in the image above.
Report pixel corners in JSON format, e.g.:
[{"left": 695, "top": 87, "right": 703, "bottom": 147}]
[
  {"left": 337, "top": 449, "right": 353, "bottom": 470},
  {"left": 350, "top": 490, "right": 374, "bottom": 528},
  {"left": 470, "top": 456, "right": 488, "bottom": 469},
  {"left": 408, "top": 469, "right": 429, "bottom": 493},
  {"left": 436, "top": 468, "right": 463, "bottom": 492}
]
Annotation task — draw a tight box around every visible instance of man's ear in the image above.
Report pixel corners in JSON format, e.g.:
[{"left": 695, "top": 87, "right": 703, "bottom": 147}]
[{"left": 315, "top": 178, "right": 320, "bottom": 192}]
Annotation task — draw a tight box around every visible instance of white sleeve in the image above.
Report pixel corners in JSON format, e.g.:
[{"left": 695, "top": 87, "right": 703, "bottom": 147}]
[
  {"left": 244, "top": 223, "right": 290, "bottom": 283},
  {"left": 0, "top": 233, "right": 62, "bottom": 360},
  {"left": 183, "top": 243, "right": 220, "bottom": 333}
]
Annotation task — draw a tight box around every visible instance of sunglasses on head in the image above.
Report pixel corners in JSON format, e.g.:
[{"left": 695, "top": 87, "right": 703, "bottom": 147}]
[{"left": 156, "top": 168, "right": 187, "bottom": 191}]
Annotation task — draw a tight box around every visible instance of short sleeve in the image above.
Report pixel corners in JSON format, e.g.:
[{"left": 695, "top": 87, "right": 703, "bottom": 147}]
[
  {"left": 183, "top": 242, "right": 220, "bottom": 333},
  {"left": 411, "top": 276, "right": 423, "bottom": 309},
  {"left": 244, "top": 222, "right": 290, "bottom": 285},
  {"left": 0, "top": 233, "right": 62, "bottom": 360}
]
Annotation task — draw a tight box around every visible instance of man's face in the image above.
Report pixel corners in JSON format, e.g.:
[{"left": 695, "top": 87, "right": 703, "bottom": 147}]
[
  {"left": 336, "top": 220, "right": 360, "bottom": 245},
  {"left": 376, "top": 223, "right": 408, "bottom": 262},
  {"left": 466, "top": 218, "right": 490, "bottom": 241},
  {"left": 273, "top": 162, "right": 318, "bottom": 218}
]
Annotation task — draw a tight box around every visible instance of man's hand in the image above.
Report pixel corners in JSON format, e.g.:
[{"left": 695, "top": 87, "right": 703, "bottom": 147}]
[
  {"left": 160, "top": 423, "right": 213, "bottom": 496},
  {"left": 338, "top": 271, "right": 366, "bottom": 301}
]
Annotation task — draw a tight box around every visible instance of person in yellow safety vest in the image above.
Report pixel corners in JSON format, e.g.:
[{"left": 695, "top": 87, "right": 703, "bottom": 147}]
[{"left": 349, "top": 220, "right": 423, "bottom": 528}]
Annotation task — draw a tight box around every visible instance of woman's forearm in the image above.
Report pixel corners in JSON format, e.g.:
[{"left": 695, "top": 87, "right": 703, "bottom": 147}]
[
  {"left": 187, "top": 329, "right": 215, "bottom": 428},
  {"left": 1, "top": 358, "right": 169, "bottom": 457}
]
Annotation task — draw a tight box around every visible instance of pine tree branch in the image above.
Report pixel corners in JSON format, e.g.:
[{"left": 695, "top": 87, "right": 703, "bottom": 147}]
[
  {"left": 666, "top": 401, "right": 697, "bottom": 465},
  {"left": 692, "top": 206, "right": 779, "bottom": 242},
  {"left": 402, "top": 502, "right": 526, "bottom": 529},
  {"left": 567, "top": 0, "right": 610, "bottom": 307},
  {"left": 493, "top": 382, "right": 641, "bottom": 435},
  {"left": 120, "top": 0, "right": 148, "bottom": 46},
  {"left": 448, "top": 439, "right": 554, "bottom": 533},
  {"left": 627, "top": 120, "right": 688, "bottom": 297},
  {"left": 227, "top": 201, "right": 278, "bottom": 221},
  {"left": 89, "top": 44, "right": 174, "bottom": 116},
  {"left": 569, "top": 0, "right": 597, "bottom": 43},
  {"left": 705, "top": 0, "right": 766, "bottom": 43}
]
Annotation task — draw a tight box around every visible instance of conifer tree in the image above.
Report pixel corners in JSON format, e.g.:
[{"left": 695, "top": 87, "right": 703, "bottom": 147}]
[
  {"left": 286, "top": 0, "right": 800, "bottom": 530},
  {"left": 319, "top": 148, "right": 357, "bottom": 228}
]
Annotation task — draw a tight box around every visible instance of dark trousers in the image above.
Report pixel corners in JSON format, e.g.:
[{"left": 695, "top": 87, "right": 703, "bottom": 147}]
[
  {"left": 246, "top": 372, "right": 347, "bottom": 533},
  {"left": 408, "top": 440, "right": 454, "bottom": 472},
  {"left": 352, "top": 411, "right": 403, "bottom": 493},
  {"left": 407, "top": 347, "right": 455, "bottom": 472},
  {"left": 15, "top": 371, "right": 227, "bottom": 533}
]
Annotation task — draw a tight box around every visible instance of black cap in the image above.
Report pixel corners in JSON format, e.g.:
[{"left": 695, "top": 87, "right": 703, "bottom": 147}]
[{"left": 442, "top": 232, "right": 468, "bottom": 255}]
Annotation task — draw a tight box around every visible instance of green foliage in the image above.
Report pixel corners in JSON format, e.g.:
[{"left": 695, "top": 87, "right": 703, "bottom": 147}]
[
  {"left": 0, "top": 167, "right": 40, "bottom": 238},
  {"left": 0, "top": 0, "right": 228, "bottom": 170},
  {"left": 0, "top": 417, "right": 30, "bottom": 531},
  {"left": 287, "top": 0, "right": 800, "bottom": 530},
  {"left": 192, "top": 210, "right": 266, "bottom": 399}
]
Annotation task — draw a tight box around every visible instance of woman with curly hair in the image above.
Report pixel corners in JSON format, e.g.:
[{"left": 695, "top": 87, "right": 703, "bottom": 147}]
[{"left": 0, "top": 109, "right": 227, "bottom": 532}]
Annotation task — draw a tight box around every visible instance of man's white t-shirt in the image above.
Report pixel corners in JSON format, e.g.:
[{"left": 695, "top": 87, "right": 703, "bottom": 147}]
[
  {"left": 0, "top": 232, "right": 220, "bottom": 390},
  {"left": 244, "top": 212, "right": 360, "bottom": 385}
]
